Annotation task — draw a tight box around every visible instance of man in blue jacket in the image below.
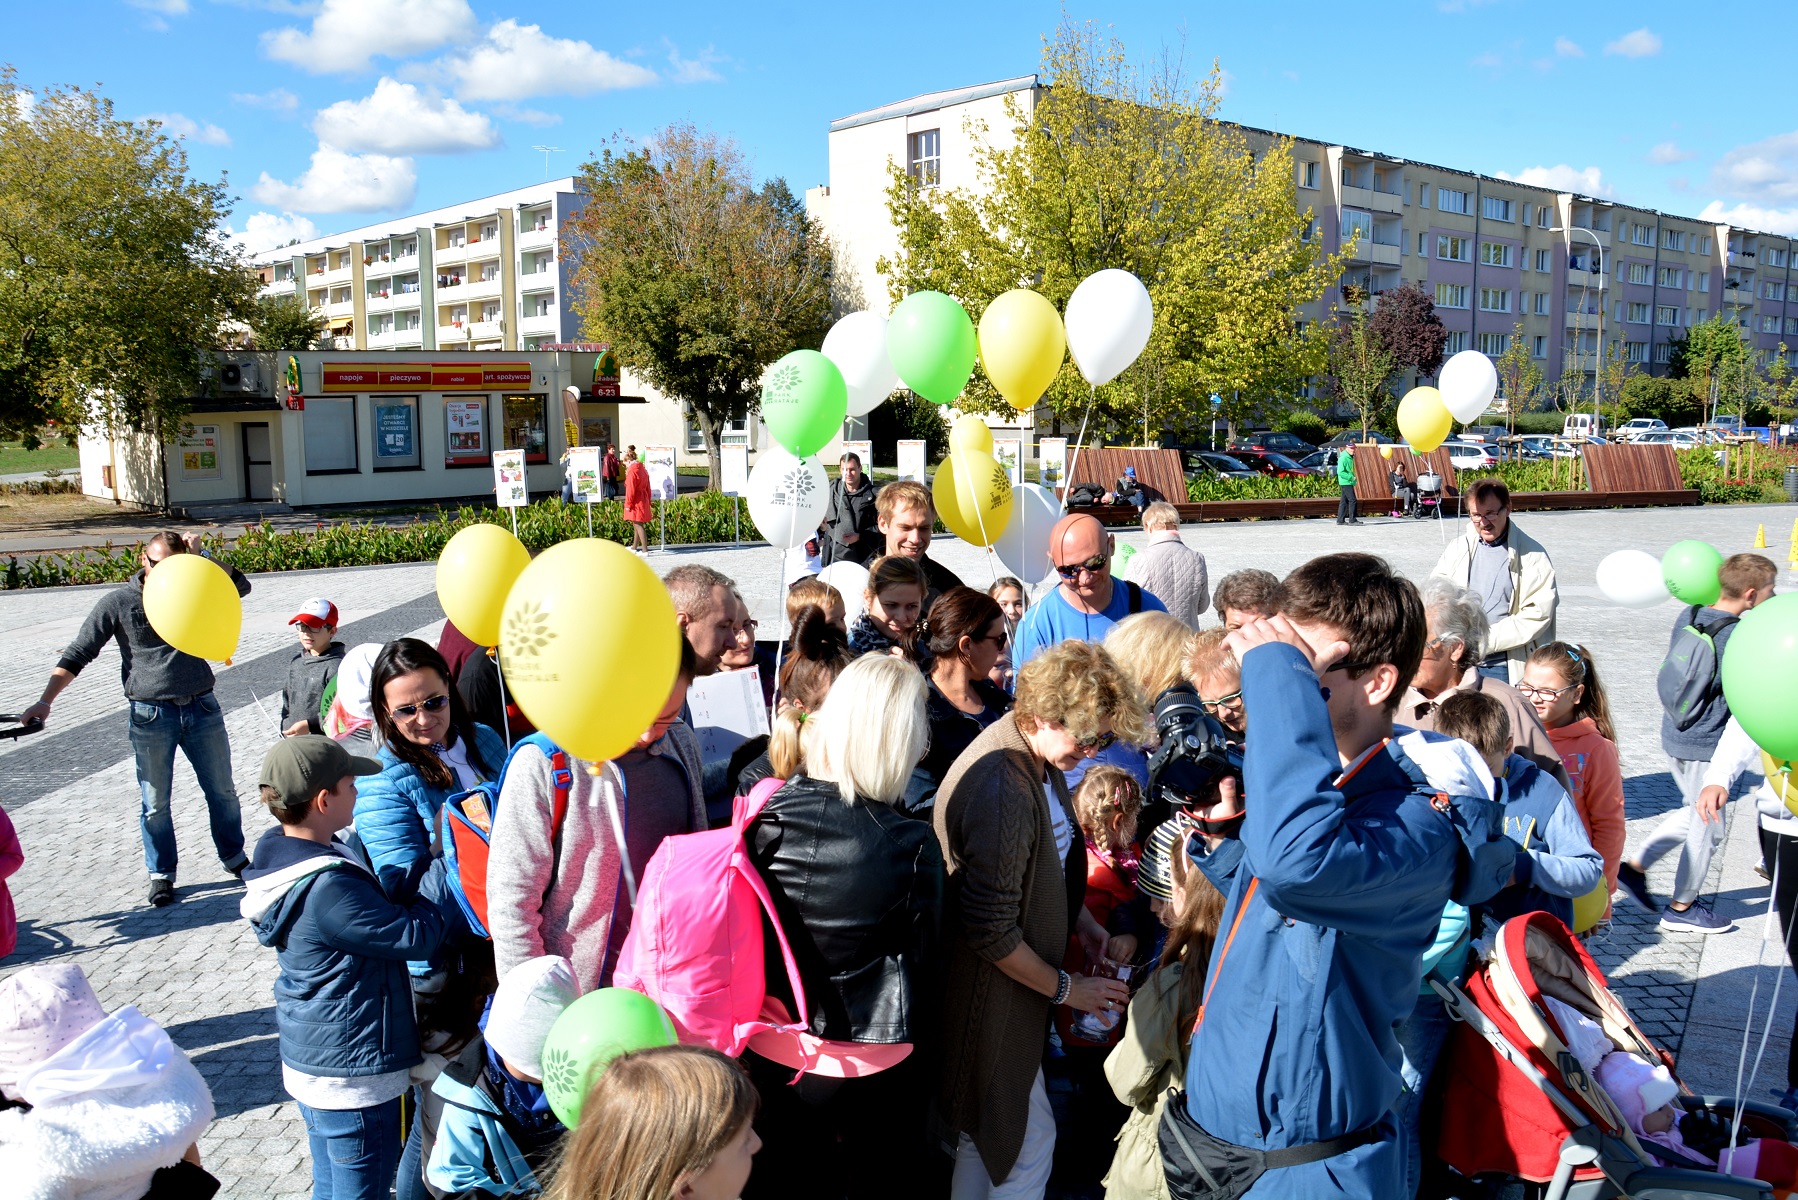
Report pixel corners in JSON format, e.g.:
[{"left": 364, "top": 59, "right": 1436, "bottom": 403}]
[{"left": 1161, "top": 553, "right": 1506, "bottom": 1199}]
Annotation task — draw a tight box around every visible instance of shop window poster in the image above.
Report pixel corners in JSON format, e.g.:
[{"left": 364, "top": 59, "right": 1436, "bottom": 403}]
[{"left": 494, "top": 449, "right": 528, "bottom": 507}]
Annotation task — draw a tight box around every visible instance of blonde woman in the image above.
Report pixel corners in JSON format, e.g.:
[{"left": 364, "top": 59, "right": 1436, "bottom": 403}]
[{"left": 1060, "top": 611, "right": 1192, "bottom": 796}]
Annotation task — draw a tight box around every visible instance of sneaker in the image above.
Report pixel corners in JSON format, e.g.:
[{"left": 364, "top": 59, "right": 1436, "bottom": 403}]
[
  {"left": 147, "top": 878, "right": 175, "bottom": 908},
  {"left": 1616, "top": 862, "right": 1659, "bottom": 912},
  {"left": 1772, "top": 1086, "right": 1798, "bottom": 1113},
  {"left": 1660, "top": 901, "right": 1733, "bottom": 934},
  {"left": 1757, "top": 859, "right": 1772, "bottom": 882}
]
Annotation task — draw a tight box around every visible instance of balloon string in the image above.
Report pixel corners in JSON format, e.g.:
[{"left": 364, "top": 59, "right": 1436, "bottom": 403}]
[
  {"left": 602, "top": 759, "right": 638, "bottom": 908},
  {"left": 1064, "top": 384, "right": 1096, "bottom": 508},
  {"left": 769, "top": 543, "right": 787, "bottom": 727},
  {"left": 490, "top": 645, "right": 513, "bottom": 753}
]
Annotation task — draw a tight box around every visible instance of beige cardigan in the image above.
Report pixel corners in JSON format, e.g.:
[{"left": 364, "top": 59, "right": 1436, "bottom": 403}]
[{"left": 1431, "top": 519, "right": 1558, "bottom": 684}]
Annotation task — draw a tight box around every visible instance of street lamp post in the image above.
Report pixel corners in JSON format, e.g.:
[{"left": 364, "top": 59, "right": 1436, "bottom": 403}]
[{"left": 1552, "top": 225, "right": 1605, "bottom": 434}]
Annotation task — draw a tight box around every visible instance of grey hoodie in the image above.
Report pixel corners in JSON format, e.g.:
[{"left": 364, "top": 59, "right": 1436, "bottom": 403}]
[
  {"left": 282, "top": 642, "right": 345, "bottom": 733},
  {"left": 57, "top": 561, "right": 252, "bottom": 701}
]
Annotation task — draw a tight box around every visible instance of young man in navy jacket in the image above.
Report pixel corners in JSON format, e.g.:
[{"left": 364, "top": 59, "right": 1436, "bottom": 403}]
[{"left": 1166, "top": 553, "right": 1507, "bottom": 1199}]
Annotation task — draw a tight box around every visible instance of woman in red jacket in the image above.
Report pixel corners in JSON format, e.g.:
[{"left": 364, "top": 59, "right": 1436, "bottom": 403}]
[{"left": 622, "top": 447, "right": 651, "bottom": 554}]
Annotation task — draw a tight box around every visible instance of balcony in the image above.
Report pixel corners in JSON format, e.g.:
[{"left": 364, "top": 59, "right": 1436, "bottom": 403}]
[
  {"left": 366, "top": 292, "right": 396, "bottom": 313},
  {"left": 1566, "top": 225, "right": 1613, "bottom": 249},
  {"left": 438, "top": 323, "right": 469, "bottom": 345},
  {"left": 1340, "top": 184, "right": 1402, "bottom": 216},
  {"left": 368, "top": 328, "right": 400, "bottom": 349},
  {"left": 1562, "top": 351, "right": 1600, "bottom": 372},
  {"left": 326, "top": 299, "right": 355, "bottom": 319},
  {"left": 520, "top": 312, "right": 558, "bottom": 337},
  {"left": 469, "top": 320, "right": 504, "bottom": 341},
  {"left": 435, "top": 242, "right": 470, "bottom": 266},
  {"left": 435, "top": 277, "right": 501, "bottom": 303},
  {"left": 1348, "top": 240, "right": 1401, "bottom": 266},
  {"left": 517, "top": 223, "right": 555, "bottom": 250},
  {"left": 324, "top": 263, "right": 353, "bottom": 284}
]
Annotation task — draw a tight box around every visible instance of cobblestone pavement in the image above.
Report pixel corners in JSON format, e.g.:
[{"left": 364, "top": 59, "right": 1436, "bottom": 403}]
[{"left": 0, "top": 503, "right": 1788, "bottom": 1195}]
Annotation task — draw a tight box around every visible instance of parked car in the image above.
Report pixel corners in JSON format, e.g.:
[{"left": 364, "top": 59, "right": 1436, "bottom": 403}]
[
  {"left": 1636, "top": 431, "right": 1703, "bottom": 449},
  {"left": 1321, "top": 429, "right": 1398, "bottom": 450},
  {"left": 1229, "top": 447, "right": 1314, "bottom": 478},
  {"left": 1561, "top": 412, "right": 1607, "bottom": 440},
  {"left": 1228, "top": 430, "right": 1316, "bottom": 457},
  {"left": 1186, "top": 451, "right": 1260, "bottom": 481},
  {"left": 1459, "top": 425, "right": 1508, "bottom": 445},
  {"left": 1513, "top": 435, "right": 1558, "bottom": 459},
  {"left": 1295, "top": 450, "right": 1334, "bottom": 477},
  {"left": 1707, "top": 415, "right": 1745, "bottom": 434},
  {"left": 1441, "top": 440, "right": 1498, "bottom": 470},
  {"left": 1616, "top": 418, "right": 1668, "bottom": 441}
]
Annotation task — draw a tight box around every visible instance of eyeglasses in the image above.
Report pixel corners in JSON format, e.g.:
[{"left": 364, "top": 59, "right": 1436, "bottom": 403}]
[
  {"left": 1516, "top": 682, "right": 1578, "bottom": 702},
  {"left": 737, "top": 619, "right": 759, "bottom": 638},
  {"left": 1055, "top": 554, "right": 1108, "bottom": 579},
  {"left": 1199, "top": 690, "right": 1243, "bottom": 712},
  {"left": 1323, "top": 658, "right": 1377, "bottom": 676},
  {"left": 1074, "top": 730, "right": 1118, "bottom": 752},
  {"left": 391, "top": 695, "right": 450, "bottom": 719}
]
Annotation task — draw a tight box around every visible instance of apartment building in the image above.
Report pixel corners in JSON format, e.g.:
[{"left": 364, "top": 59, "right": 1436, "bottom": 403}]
[
  {"left": 251, "top": 179, "right": 586, "bottom": 354},
  {"left": 807, "top": 77, "right": 1798, "bottom": 407}
]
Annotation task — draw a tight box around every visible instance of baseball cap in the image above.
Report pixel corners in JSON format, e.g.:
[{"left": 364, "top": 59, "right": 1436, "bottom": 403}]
[
  {"left": 1124, "top": 466, "right": 1137, "bottom": 476},
  {"left": 260, "top": 735, "right": 381, "bottom": 810},
  {"left": 289, "top": 598, "right": 339, "bottom": 629}
]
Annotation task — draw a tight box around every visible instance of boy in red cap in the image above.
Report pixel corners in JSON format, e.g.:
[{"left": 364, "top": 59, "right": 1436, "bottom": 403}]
[{"left": 283, "top": 598, "right": 345, "bottom": 737}]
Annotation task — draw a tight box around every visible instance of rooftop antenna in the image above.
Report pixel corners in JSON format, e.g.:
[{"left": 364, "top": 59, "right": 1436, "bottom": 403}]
[{"left": 532, "top": 145, "right": 564, "bottom": 180}]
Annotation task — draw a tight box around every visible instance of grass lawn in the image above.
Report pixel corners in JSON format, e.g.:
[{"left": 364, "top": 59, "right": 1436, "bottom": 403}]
[{"left": 0, "top": 441, "right": 80, "bottom": 475}]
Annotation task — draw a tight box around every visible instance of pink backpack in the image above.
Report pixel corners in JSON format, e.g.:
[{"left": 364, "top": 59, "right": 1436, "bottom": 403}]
[{"left": 613, "top": 777, "right": 911, "bottom": 1079}]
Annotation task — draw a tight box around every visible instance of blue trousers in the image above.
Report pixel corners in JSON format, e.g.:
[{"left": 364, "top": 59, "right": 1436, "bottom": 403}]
[
  {"left": 1394, "top": 992, "right": 1453, "bottom": 1199},
  {"left": 125, "top": 693, "right": 246, "bottom": 880},
  {"left": 297, "top": 1099, "right": 402, "bottom": 1200}
]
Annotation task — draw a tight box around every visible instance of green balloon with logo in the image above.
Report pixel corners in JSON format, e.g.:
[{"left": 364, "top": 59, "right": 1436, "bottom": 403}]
[
  {"left": 760, "top": 349, "right": 848, "bottom": 457},
  {"left": 539, "top": 988, "right": 678, "bottom": 1129}
]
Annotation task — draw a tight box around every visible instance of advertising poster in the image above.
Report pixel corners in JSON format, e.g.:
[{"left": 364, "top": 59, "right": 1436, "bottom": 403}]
[
  {"left": 446, "top": 399, "right": 487, "bottom": 462},
  {"left": 580, "top": 416, "right": 612, "bottom": 448},
  {"left": 720, "top": 444, "right": 749, "bottom": 496},
  {"left": 685, "top": 667, "right": 772, "bottom": 763},
  {"left": 568, "top": 447, "right": 602, "bottom": 503},
  {"left": 840, "top": 439, "right": 873, "bottom": 471},
  {"left": 896, "top": 439, "right": 927, "bottom": 484},
  {"left": 177, "top": 425, "right": 222, "bottom": 481},
  {"left": 1038, "top": 437, "right": 1068, "bottom": 490},
  {"left": 493, "top": 449, "right": 528, "bottom": 507},
  {"left": 645, "top": 445, "right": 678, "bottom": 500},
  {"left": 993, "top": 437, "right": 1023, "bottom": 486},
  {"left": 375, "top": 403, "right": 415, "bottom": 459}
]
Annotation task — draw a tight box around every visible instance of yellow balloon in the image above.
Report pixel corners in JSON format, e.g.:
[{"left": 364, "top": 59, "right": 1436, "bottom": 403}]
[
  {"left": 951, "top": 414, "right": 994, "bottom": 456},
  {"left": 1762, "top": 750, "right": 1798, "bottom": 817},
  {"left": 437, "top": 524, "right": 531, "bottom": 646},
  {"left": 933, "top": 448, "right": 1014, "bottom": 547},
  {"left": 501, "top": 539, "right": 682, "bottom": 765},
  {"left": 142, "top": 552, "right": 242, "bottom": 663},
  {"left": 1378, "top": 445, "right": 1393, "bottom": 459},
  {"left": 978, "top": 288, "right": 1067, "bottom": 412},
  {"left": 1397, "top": 386, "right": 1453, "bottom": 453},
  {"left": 1572, "top": 882, "right": 1609, "bottom": 934}
]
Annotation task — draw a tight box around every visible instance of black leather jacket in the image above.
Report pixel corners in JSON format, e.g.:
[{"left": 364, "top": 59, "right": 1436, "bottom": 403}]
[{"left": 746, "top": 774, "right": 943, "bottom": 1044}]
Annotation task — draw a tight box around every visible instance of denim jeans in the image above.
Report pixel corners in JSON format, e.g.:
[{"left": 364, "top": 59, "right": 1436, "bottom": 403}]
[
  {"left": 1475, "top": 661, "right": 1511, "bottom": 683},
  {"left": 126, "top": 692, "right": 246, "bottom": 880},
  {"left": 297, "top": 1099, "right": 402, "bottom": 1200},
  {"left": 1395, "top": 992, "right": 1453, "bottom": 1199}
]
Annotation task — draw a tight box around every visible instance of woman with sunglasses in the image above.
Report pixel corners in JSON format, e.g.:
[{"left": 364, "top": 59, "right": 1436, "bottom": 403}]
[
  {"left": 911, "top": 587, "right": 1014, "bottom": 815},
  {"left": 933, "top": 641, "right": 1148, "bottom": 1197}
]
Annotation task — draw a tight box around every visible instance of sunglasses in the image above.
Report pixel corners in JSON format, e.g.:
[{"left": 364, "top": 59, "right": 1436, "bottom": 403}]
[
  {"left": 1516, "top": 682, "right": 1578, "bottom": 702},
  {"left": 1199, "top": 690, "right": 1243, "bottom": 711},
  {"left": 1074, "top": 730, "right": 1118, "bottom": 752},
  {"left": 1055, "top": 554, "right": 1108, "bottom": 579},
  {"left": 391, "top": 694, "right": 450, "bottom": 719}
]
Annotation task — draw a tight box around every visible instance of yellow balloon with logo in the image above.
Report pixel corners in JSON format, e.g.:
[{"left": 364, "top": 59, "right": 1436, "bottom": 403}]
[
  {"left": 142, "top": 552, "right": 242, "bottom": 664},
  {"left": 951, "top": 413, "right": 994, "bottom": 456},
  {"left": 437, "top": 523, "right": 531, "bottom": 646},
  {"left": 501, "top": 539, "right": 682, "bottom": 764},
  {"left": 933, "top": 447, "right": 1014, "bottom": 547},
  {"left": 978, "top": 289, "right": 1067, "bottom": 412},
  {"left": 1571, "top": 883, "right": 1609, "bottom": 934},
  {"left": 1763, "top": 750, "right": 1798, "bottom": 816},
  {"left": 1397, "top": 386, "right": 1453, "bottom": 453}
]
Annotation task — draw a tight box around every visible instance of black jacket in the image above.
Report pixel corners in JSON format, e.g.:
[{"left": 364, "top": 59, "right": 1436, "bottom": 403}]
[
  {"left": 915, "top": 678, "right": 1012, "bottom": 803},
  {"left": 823, "top": 478, "right": 881, "bottom": 565},
  {"left": 746, "top": 774, "right": 943, "bottom": 1044}
]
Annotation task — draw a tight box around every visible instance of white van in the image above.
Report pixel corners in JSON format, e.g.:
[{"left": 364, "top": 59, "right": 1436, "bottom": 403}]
[{"left": 1562, "top": 412, "right": 1607, "bottom": 439}]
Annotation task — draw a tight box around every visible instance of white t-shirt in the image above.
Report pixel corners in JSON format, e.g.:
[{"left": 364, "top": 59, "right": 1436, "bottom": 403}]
[
  {"left": 1045, "top": 782, "right": 1073, "bottom": 866},
  {"left": 437, "top": 738, "right": 480, "bottom": 790},
  {"left": 283, "top": 1063, "right": 411, "bottom": 1111}
]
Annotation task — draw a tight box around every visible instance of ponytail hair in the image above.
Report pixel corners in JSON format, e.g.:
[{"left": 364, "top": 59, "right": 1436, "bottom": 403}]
[
  {"left": 770, "top": 605, "right": 855, "bottom": 778},
  {"left": 1527, "top": 640, "right": 1614, "bottom": 742}
]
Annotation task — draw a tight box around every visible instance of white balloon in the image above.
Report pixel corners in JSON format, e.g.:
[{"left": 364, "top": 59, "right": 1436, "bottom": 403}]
[
  {"left": 1064, "top": 269, "right": 1153, "bottom": 387},
  {"left": 1595, "top": 549, "right": 1673, "bottom": 609},
  {"left": 816, "top": 560, "right": 870, "bottom": 627},
  {"left": 1439, "top": 350, "right": 1500, "bottom": 424},
  {"left": 993, "top": 482, "right": 1062, "bottom": 586},
  {"left": 821, "top": 311, "right": 900, "bottom": 418},
  {"left": 746, "top": 447, "right": 829, "bottom": 550}
]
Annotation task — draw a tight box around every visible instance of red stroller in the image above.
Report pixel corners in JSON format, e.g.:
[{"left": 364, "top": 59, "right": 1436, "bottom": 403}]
[{"left": 1435, "top": 912, "right": 1797, "bottom": 1199}]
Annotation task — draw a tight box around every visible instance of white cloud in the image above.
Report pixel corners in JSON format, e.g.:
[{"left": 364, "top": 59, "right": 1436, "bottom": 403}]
[
  {"left": 664, "top": 41, "right": 724, "bottom": 85},
  {"left": 1698, "top": 201, "right": 1798, "bottom": 238},
  {"left": 436, "top": 20, "right": 658, "bottom": 101},
  {"left": 1554, "top": 36, "right": 1584, "bottom": 58},
  {"left": 143, "top": 112, "right": 231, "bottom": 146},
  {"left": 495, "top": 105, "right": 562, "bottom": 127},
  {"left": 313, "top": 79, "right": 499, "bottom": 155},
  {"left": 1710, "top": 131, "right": 1798, "bottom": 205},
  {"left": 1497, "top": 164, "right": 1616, "bottom": 198},
  {"left": 127, "top": 0, "right": 188, "bottom": 12},
  {"left": 252, "top": 145, "right": 417, "bottom": 213},
  {"left": 232, "top": 88, "right": 299, "bottom": 111},
  {"left": 226, "top": 210, "right": 319, "bottom": 255},
  {"left": 263, "top": 0, "right": 478, "bottom": 74},
  {"left": 1604, "top": 28, "right": 1662, "bottom": 58},
  {"left": 1647, "top": 141, "right": 1695, "bottom": 165},
  {"left": 1470, "top": 52, "right": 1503, "bottom": 69}
]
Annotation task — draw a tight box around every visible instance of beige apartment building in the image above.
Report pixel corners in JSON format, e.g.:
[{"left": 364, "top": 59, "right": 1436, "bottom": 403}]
[{"left": 807, "top": 77, "right": 1798, "bottom": 410}]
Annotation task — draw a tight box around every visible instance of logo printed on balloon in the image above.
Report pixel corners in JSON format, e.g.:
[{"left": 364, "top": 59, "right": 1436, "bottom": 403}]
[{"left": 504, "top": 602, "right": 556, "bottom": 670}]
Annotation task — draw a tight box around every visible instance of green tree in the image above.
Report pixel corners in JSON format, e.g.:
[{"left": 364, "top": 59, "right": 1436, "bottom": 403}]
[
  {"left": 0, "top": 71, "right": 257, "bottom": 444},
  {"left": 1616, "top": 374, "right": 1700, "bottom": 426},
  {"left": 244, "top": 294, "right": 326, "bottom": 351},
  {"left": 564, "top": 123, "right": 834, "bottom": 488},
  {"left": 1492, "top": 321, "right": 1543, "bottom": 432},
  {"left": 1325, "top": 305, "right": 1393, "bottom": 439},
  {"left": 1681, "top": 314, "right": 1753, "bottom": 425},
  {"left": 877, "top": 20, "right": 1348, "bottom": 444},
  {"left": 1760, "top": 344, "right": 1797, "bottom": 424},
  {"left": 867, "top": 391, "right": 950, "bottom": 463}
]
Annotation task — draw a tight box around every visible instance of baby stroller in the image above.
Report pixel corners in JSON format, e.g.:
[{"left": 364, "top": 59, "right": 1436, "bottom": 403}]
[
  {"left": 1435, "top": 911, "right": 1796, "bottom": 1199},
  {"left": 1415, "top": 471, "right": 1445, "bottom": 519}
]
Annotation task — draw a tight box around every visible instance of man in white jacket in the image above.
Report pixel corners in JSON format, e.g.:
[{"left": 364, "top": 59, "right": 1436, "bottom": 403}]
[{"left": 1431, "top": 478, "right": 1557, "bottom": 684}]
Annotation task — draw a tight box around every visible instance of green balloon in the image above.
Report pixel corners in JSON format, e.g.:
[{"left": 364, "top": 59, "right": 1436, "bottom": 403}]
[
  {"left": 887, "top": 291, "right": 977, "bottom": 405},
  {"left": 760, "top": 349, "right": 847, "bottom": 458},
  {"left": 1722, "top": 592, "right": 1798, "bottom": 760},
  {"left": 1661, "top": 540, "right": 1724, "bottom": 606},
  {"left": 539, "top": 988, "right": 678, "bottom": 1129}
]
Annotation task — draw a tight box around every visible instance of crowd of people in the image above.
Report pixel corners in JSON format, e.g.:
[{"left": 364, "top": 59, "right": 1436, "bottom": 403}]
[{"left": 0, "top": 471, "right": 1785, "bottom": 1200}]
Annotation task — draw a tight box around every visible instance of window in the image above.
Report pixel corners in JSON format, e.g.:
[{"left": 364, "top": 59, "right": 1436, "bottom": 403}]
[
  {"left": 1533, "top": 292, "right": 1550, "bottom": 315},
  {"left": 1765, "top": 316, "right": 1783, "bottom": 333},
  {"left": 1627, "top": 302, "right": 1652, "bottom": 323},
  {"left": 1698, "top": 271, "right": 1710, "bottom": 292},
  {"left": 907, "top": 129, "right": 941, "bottom": 186},
  {"left": 1535, "top": 248, "right": 1552, "bottom": 272},
  {"left": 1658, "top": 266, "right": 1682, "bottom": 288},
  {"left": 397, "top": 310, "right": 419, "bottom": 332},
  {"left": 1662, "top": 229, "right": 1686, "bottom": 251},
  {"left": 1418, "top": 182, "right": 1431, "bottom": 208},
  {"left": 1538, "top": 206, "right": 1552, "bottom": 229},
  {"left": 1521, "top": 203, "right": 1534, "bottom": 225},
  {"left": 1417, "top": 232, "right": 1429, "bottom": 255},
  {"left": 1482, "top": 196, "right": 1514, "bottom": 221},
  {"left": 1476, "top": 332, "right": 1510, "bottom": 355},
  {"left": 1787, "top": 317, "right": 1798, "bottom": 336},
  {"left": 1767, "top": 248, "right": 1789, "bottom": 268},
  {"left": 1438, "top": 187, "right": 1470, "bottom": 214},
  {"left": 1479, "top": 288, "right": 1511, "bottom": 312},
  {"left": 1480, "top": 242, "right": 1514, "bottom": 267},
  {"left": 480, "top": 261, "right": 500, "bottom": 282},
  {"left": 1444, "top": 330, "right": 1468, "bottom": 353},
  {"left": 525, "top": 292, "right": 553, "bottom": 317},
  {"left": 688, "top": 409, "right": 750, "bottom": 452},
  {"left": 1340, "top": 210, "right": 1371, "bottom": 245},
  {"left": 1627, "top": 263, "right": 1651, "bottom": 285},
  {"left": 1533, "top": 335, "right": 1548, "bottom": 358},
  {"left": 1656, "top": 305, "right": 1679, "bottom": 326},
  {"left": 372, "top": 396, "right": 420, "bottom": 470},
  {"left": 1437, "top": 235, "right": 1471, "bottom": 261},
  {"left": 502, "top": 394, "right": 549, "bottom": 463},
  {"left": 399, "top": 240, "right": 417, "bottom": 258},
  {"left": 1654, "top": 343, "right": 1674, "bottom": 364},
  {"left": 1698, "top": 235, "right": 1713, "bottom": 254},
  {"left": 1765, "top": 281, "right": 1786, "bottom": 301},
  {"left": 1624, "top": 341, "right": 1648, "bottom": 362},
  {"left": 303, "top": 398, "right": 359, "bottom": 474},
  {"left": 444, "top": 395, "right": 489, "bottom": 467},
  {"left": 1632, "top": 224, "right": 1654, "bottom": 246},
  {"left": 1300, "top": 161, "right": 1319, "bottom": 188},
  {"left": 1301, "top": 217, "right": 1317, "bottom": 243},
  {"left": 274, "top": 264, "right": 293, "bottom": 282},
  {"left": 1696, "top": 307, "right": 1708, "bottom": 322},
  {"left": 1435, "top": 283, "right": 1469, "bottom": 309}
]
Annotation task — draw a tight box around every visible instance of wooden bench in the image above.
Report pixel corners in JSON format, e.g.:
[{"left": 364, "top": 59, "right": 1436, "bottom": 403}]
[
  {"left": 1581, "top": 443, "right": 1700, "bottom": 506},
  {"left": 1062, "top": 446, "right": 1189, "bottom": 507},
  {"left": 1351, "top": 444, "right": 1460, "bottom": 507}
]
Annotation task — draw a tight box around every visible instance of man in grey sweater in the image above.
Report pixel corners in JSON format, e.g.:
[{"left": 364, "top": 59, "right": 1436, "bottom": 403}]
[
  {"left": 1125, "top": 502, "right": 1209, "bottom": 628},
  {"left": 22, "top": 531, "right": 253, "bottom": 908}
]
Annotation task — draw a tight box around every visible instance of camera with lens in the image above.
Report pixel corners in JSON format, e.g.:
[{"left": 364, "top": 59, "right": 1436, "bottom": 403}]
[{"left": 1143, "top": 683, "right": 1244, "bottom": 829}]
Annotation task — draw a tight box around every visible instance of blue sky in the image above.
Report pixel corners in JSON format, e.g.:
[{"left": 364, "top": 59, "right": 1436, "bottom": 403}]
[{"left": 10, "top": 0, "right": 1796, "bottom": 252}]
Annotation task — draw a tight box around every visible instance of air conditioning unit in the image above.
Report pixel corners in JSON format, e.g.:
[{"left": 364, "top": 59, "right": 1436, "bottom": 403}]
[{"left": 219, "top": 361, "right": 263, "bottom": 394}]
